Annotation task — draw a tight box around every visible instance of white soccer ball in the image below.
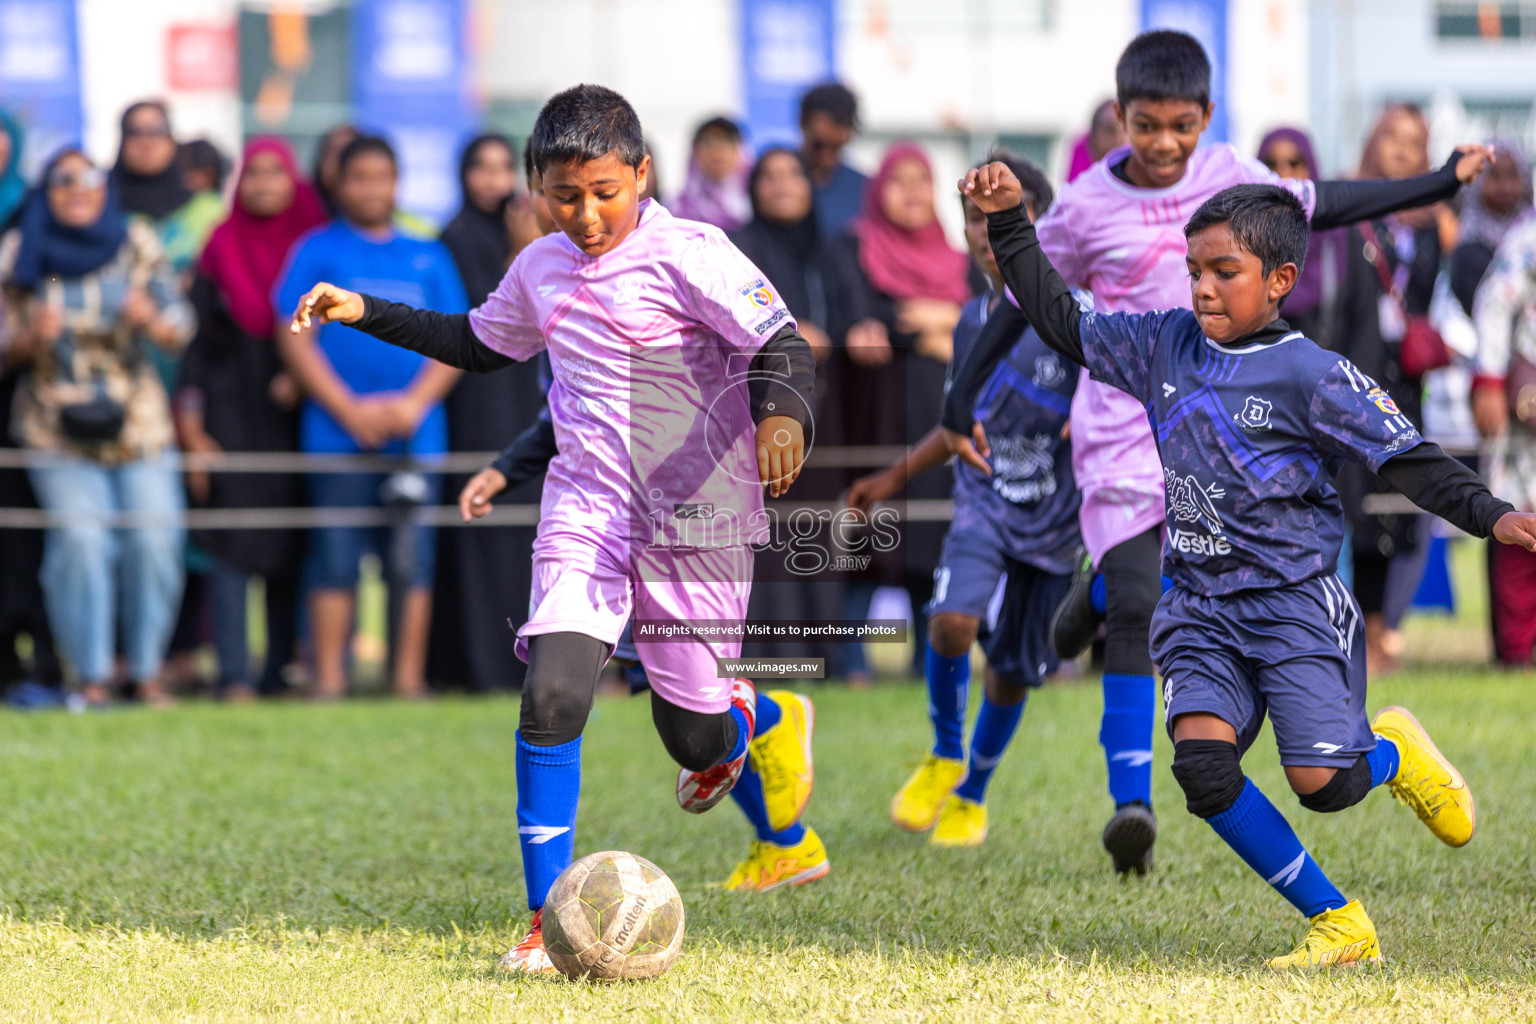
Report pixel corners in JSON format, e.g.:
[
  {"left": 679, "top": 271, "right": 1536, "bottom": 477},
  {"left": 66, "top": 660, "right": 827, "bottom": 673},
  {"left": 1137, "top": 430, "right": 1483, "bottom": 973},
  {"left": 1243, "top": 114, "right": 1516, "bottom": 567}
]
[{"left": 541, "top": 850, "right": 685, "bottom": 981}]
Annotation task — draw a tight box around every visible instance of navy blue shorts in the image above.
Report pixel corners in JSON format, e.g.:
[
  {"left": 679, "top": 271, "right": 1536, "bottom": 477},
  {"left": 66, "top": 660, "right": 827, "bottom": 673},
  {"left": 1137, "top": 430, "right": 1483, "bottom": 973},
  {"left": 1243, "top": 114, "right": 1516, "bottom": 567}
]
[
  {"left": 1151, "top": 575, "right": 1377, "bottom": 767},
  {"left": 306, "top": 472, "right": 440, "bottom": 590},
  {"left": 928, "top": 532, "right": 1070, "bottom": 689}
]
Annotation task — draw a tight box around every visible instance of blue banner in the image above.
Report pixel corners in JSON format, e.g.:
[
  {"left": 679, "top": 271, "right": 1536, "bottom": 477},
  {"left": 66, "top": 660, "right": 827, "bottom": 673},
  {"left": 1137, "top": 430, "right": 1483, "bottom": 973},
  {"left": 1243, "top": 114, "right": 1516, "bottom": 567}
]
[
  {"left": 351, "top": 0, "right": 477, "bottom": 227},
  {"left": 1140, "top": 0, "right": 1229, "bottom": 144},
  {"left": 740, "top": 0, "right": 836, "bottom": 148},
  {"left": 0, "top": 0, "right": 82, "bottom": 175}
]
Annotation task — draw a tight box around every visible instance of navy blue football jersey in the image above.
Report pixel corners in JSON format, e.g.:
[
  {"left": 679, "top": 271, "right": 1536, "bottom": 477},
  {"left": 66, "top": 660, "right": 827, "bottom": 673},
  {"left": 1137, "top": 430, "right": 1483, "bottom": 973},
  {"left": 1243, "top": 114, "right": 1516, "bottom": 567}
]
[
  {"left": 948, "top": 293, "right": 1081, "bottom": 575},
  {"left": 1077, "top": 308, "right": 1422, "bottom": 596}
]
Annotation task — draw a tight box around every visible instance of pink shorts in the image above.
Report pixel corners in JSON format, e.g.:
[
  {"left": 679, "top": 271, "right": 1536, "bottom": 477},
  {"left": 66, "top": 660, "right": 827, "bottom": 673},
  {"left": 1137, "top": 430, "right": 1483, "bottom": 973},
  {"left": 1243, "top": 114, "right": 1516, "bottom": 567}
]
[
  {"left": 1079, "top": 478, "right": 1166, "bottom": 567},
  {"left": 516, "top": 528, "right": 753, "bottom": 714}
]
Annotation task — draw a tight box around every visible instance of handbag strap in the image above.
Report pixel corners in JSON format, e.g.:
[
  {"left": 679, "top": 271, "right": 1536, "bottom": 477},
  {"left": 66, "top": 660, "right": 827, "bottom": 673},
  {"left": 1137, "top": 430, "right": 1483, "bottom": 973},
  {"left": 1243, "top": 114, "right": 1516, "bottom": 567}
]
[{"left": 1357, "top": 221, "right": 1400, "bottom": 299}]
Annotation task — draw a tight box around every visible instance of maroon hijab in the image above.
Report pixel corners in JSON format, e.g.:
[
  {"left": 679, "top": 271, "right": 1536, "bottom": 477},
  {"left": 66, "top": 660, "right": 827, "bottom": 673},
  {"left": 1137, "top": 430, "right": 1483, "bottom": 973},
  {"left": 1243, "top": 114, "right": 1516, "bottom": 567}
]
[
  {"left": 199, "top": 137, "right": 327, "bottom": 338},
  {"left": 852, "top": 142, "right": 971, "bottom": 306}
]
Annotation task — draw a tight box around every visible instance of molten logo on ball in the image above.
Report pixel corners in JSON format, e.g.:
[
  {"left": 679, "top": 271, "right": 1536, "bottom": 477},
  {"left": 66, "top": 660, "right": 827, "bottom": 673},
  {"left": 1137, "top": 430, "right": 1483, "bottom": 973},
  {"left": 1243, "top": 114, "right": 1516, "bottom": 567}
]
[{"left": 541, "top": 851, "right": 685, "bottom": 981}]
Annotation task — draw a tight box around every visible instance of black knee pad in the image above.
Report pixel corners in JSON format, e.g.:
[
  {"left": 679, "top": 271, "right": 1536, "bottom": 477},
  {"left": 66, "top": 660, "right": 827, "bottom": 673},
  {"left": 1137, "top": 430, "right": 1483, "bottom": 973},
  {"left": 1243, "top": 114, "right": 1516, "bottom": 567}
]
[
  {"left": 1170, "top": 739, "right": 1246, "bottom": 818},
  {"left": 652, "top": 692, "right": 735, "bottom": 772},
  {"left": 518, "top": 632, "right": 608, "bottom": 746},
  {"left": 1297, "top": 756, "right": 1373, "bottom": 813}
]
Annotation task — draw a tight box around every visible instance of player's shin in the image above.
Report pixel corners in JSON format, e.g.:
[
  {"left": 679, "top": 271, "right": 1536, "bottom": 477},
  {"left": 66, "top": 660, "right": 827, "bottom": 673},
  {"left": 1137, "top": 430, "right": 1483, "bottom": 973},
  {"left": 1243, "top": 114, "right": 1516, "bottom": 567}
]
[{"left": 514, "top": 731, "right": 582, "bottom": 911}]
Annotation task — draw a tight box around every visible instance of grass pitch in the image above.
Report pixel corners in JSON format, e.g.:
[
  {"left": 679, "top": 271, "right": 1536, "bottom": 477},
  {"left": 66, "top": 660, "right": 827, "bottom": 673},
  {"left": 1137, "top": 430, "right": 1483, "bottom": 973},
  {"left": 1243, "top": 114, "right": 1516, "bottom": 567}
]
[{"left": 0, "top": 664, "right": 1532, "bottom": 1022}]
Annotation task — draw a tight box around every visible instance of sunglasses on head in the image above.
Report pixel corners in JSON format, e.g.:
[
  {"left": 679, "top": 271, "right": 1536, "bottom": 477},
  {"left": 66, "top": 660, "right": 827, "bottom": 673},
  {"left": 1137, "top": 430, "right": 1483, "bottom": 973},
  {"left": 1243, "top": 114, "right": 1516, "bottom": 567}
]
[{"left": 48, "top": 167, "right": 106, "bottom": 190}]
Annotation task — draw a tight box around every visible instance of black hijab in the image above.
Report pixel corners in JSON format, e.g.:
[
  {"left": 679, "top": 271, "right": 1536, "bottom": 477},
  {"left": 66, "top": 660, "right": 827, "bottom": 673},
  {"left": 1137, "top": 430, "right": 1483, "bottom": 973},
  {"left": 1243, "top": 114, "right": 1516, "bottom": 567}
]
[
  {"left": 110, "top": 100, "right": 192, "bottom": 220},
  {"left": 440, "top": 133, "right": 517, "bottom": 306},
  {"left": 729, "top": 147, "right": 824, "bottom": 322}
]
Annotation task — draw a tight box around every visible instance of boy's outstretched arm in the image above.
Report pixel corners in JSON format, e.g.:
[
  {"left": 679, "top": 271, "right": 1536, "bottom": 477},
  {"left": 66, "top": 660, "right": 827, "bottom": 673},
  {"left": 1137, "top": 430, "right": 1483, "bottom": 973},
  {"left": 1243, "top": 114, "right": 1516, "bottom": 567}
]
[
  {"left": 1376, "top": 441, "right": 1536, "bottom": 550},
  {"left": 1309, "top": 146, "right": 1494, "bottom": 229},
  {"left": 749, "top": 324, "right": 817, "bottom": 498},
  {"left": 291, "top": 283, "right": 514, "bottom": 373}
]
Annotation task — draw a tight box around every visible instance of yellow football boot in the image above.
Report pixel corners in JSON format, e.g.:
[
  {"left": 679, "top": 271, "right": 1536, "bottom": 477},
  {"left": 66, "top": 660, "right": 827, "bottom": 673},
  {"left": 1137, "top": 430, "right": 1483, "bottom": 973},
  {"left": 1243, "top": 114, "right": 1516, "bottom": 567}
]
[
  {"left": 930, "top": 795, "right": 988, "bottom": 847},
  {"left": 890, "top": 755, "right": 966, "bottom": 832},
  {"left": 720, "top": 827, "right": 830, "bottom": 892},
  {"left": 1268, "top": 899, "right": 1382, "bottom": 970},
  {"left": 1372, "top": 705, "right": 1476, "bottom": 847},
  {"left": 749, "top": 691, "right": 815, "bottom": 832}
]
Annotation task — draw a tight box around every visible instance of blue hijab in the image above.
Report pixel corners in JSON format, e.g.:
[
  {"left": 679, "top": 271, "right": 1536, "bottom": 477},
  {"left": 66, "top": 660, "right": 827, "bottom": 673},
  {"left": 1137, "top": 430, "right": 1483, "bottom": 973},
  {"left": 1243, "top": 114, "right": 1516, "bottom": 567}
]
[
  {"left": 10, "top": 147, "right": 129, "bottom": 293},
  {"left": 0, "top": 110, "right": 25, "bottom": 229}
]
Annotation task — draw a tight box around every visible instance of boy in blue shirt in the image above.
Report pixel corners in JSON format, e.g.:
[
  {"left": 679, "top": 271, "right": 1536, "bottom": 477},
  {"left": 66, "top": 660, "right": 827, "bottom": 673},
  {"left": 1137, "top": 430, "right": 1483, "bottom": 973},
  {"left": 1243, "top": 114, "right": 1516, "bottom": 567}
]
[
  {"left": 847, "top": 155, "right": 1080, "bottom": 848},
  {"left": 952, "top": 164, "right": 1536, "bottom": 967}
]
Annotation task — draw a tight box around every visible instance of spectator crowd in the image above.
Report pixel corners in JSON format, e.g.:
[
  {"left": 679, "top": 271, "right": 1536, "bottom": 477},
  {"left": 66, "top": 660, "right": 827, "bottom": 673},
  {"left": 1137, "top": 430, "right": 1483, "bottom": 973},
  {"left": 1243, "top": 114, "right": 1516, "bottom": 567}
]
[{"left": 0, "top": 82, "right": 1531, "bottom": 708}]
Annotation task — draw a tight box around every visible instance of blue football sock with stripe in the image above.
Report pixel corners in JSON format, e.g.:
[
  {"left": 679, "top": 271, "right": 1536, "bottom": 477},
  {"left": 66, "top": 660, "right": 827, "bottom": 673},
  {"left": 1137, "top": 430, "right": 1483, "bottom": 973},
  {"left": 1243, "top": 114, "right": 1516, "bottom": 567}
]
[
  {"left": 1090, "top": 574, "right": 1107, "bottom": 615},
  {"left": 730, "top": 754, "right": 806, "bottom": 845},
  {"left": 926, "top": 644, "right": 970, "bottom": 760},
  {"left": 1366, "top": 737, "right": 1400, "bottom": 786},
  {"left": 954, "top": 694, "right": 1026, "bottom": 804},
  {"left": 515, "top": 731, "right": 582, "bottom": 911},
  {"left": 1208, "top": 779, "right": 1347, "bottom": 918},
  {"left": 1100, "top": 673, "right": 1155, "bottom": 806}
]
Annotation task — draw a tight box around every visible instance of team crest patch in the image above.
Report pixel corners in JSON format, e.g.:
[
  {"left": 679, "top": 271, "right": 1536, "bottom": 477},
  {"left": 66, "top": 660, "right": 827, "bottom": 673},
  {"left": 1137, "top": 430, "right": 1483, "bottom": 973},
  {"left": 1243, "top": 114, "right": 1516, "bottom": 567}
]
[
  {"left": 1033, "top": 353, "right": 1067, "bottom": 388},
  {"left": 1238, "top": 395, "right": 1272, "bottom": 430},
  {"left": 1367, "top": 387, "right": 1399, "bottom": 416},
  {"left": 739, "top": 278, "right": 775, "bottom": 308}
]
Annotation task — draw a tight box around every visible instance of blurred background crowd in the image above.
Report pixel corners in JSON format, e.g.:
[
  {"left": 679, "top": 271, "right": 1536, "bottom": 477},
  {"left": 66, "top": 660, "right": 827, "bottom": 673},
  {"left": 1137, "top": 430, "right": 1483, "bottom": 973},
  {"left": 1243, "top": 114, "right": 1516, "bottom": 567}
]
[{"left": 0, "top": 0, "right": 1535, "bottom": 707}]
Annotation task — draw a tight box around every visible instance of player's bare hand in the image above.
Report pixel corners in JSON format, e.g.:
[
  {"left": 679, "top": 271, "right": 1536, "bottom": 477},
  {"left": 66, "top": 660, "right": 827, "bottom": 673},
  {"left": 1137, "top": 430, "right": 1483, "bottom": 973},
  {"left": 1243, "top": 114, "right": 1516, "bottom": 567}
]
[
  {"left": 942, "top": 423, "right": 992, "bottom": 476},
  {"left": 1472, "top": 382, "right": 1508, "bottom": 439},
  {"left": 958, "top": 162, "right": 1026, "bottom": 216},
  {"left": 846, "top": 319, "right": 891, "bottom": 366},
  {"left": 845, "top": 468, "right": 898, "bottom": 515},
  {"left": 1493, "top": 510, "right": 1536, "bottom": 552},
  {"left": 291, "top": 283, "right": 365, "bottom": 332},
  {"left": 459, "top": 466, "right": 508, "bottom": 522},
  {"left": 1452, "top": 144, "right": 1496, "bottom": 185},
  {"left": 757, "top": 414, "right": 805, "bottom": 498}
]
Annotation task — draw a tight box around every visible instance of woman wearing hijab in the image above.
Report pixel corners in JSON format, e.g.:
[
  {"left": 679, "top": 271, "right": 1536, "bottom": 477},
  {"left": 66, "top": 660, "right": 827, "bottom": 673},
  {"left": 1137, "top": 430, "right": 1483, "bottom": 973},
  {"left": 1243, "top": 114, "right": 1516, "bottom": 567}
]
[
  {"left": 670, "top": 117, "right": 752, "bottom": 232},
  {"left": 428, "top": 133, "right": 546, "bottom": 692},
  {"left": 826, "top": 141, "right": 972, "bottom": 681},
  {"left": 174, "top": 138, "right": 325, "bottom": 700},
  {"left": 0, "top": 147, "right": 193, "bottom": 707},
  {"left": 1325, "top": 105, "right": 1449, "bottom": 674},
  {"left": 0, "top": 109, "right": 64, "bottom": 702},
  {"left": 1257, "top": 126, "right": 1334, "bottom": 338},
  {"left": 1451, "top": 144, "right": 1532, "bottom": 315}
]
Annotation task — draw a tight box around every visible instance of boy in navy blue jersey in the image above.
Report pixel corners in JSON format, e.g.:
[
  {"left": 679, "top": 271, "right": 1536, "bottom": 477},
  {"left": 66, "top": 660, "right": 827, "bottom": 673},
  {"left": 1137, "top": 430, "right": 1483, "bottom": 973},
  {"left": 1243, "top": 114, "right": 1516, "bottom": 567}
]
[
  {"left": 848, "top": 155, "right": 1079, "bottom": 848},
  {"left": 953, "top": 165, "right": 1536, "bottom": 967}
]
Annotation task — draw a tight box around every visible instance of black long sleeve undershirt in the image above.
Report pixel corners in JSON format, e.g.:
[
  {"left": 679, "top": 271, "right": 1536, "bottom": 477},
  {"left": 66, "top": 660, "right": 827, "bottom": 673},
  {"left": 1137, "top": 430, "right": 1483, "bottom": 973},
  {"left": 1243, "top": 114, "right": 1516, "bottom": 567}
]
[
  {"left": 352, "top": 293, "right": 816, "bottom": 426},
  {"left": 941, "top": 206, "right": 1083, "bottom": 435},
  {"left": 1308, "top": 154, "right": 1461, "bottom": 230},
  {"left": 489, "top": 412, "right": 558, "bottom": 489},
  {"left": 1377, "top": 442, "right": 1514, "bottom": 539}
]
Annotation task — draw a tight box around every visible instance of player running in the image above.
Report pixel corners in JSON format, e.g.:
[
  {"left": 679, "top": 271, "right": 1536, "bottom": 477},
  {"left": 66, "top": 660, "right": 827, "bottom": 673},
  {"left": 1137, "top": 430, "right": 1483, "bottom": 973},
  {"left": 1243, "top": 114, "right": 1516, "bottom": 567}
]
[
  {"left": 288, "top": 85, "right": 823, "bottom": 972},
  {"left": 955, "top": 162, "right": 1536, "bottom": 967},
  {"left": 846, "top": 154, "right": 1080, "bottom": 849},
  {"left": 944, "top": 28, "right": 1497, "bottom": 875}
]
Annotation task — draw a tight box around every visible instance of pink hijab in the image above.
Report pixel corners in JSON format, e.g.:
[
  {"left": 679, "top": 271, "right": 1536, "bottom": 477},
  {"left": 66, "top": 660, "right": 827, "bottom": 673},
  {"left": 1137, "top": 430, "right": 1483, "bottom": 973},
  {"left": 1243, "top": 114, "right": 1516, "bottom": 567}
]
[
  {"left": 853, "top": 143, "right": 970, "bottom": 306},
  {"left": 199, "top": 137, "right": 327, "bottom": 338}
]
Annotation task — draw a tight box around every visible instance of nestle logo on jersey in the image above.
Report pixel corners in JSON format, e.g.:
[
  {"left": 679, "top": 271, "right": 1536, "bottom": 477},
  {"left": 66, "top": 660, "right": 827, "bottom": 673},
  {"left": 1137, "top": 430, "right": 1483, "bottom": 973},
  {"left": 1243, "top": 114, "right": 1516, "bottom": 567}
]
[
  {"left": 738, "top": 278, "right": 775, "bottom": 308},
  {"left": 1168, "top": 527, "right": 1232, "bottom": 556}
]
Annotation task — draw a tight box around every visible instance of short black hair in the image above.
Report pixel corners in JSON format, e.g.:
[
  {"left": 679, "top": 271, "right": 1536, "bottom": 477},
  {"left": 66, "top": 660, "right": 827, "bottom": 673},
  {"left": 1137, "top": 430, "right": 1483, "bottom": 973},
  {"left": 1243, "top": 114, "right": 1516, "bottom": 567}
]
[
  {"left": 336, "top": 134, "right": 396, "bottom": 177},
  {"left": 973, "top": 149, "right": 1054, "bottom": 218},
  {"left": 693, "top": 116, "right": 742, "bottom": 147},
  {"left": 799, "top": 82, "right": 858, "bottom": 128},
  {"left": 528, "top": 84, "right": 646, "bottom": 174},
  {"left": 1184, "top": 184, "right": 1309, "bottom": 277},
  {"left": 179, "top": 139, "right": 228, "bottom": 190},
  {"left": 1116, "top": 29, "right": 1211, "bottom": 110}
]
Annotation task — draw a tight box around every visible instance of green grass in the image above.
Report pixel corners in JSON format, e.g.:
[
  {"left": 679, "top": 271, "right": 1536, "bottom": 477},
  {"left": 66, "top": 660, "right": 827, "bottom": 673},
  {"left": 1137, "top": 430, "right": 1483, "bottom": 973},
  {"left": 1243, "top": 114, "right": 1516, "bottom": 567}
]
[{"left": 0, "top": 665, "right": 1533, "bottom": 1022}]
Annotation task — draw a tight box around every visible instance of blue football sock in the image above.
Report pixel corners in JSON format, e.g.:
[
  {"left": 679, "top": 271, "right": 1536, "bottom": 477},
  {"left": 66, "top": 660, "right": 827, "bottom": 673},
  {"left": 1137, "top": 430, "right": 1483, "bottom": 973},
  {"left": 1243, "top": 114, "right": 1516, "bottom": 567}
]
[
  {"left": 1365, "top": 737, "right": 1400, "bottom": 786},
  {"left": 729, "top": 753, "right": 806, "bottom": 845},
  {"left": 1100, "top": 673, "right": 1155, "bottom": 807},
  {"left": 755, "top": 690, "right": 782, "bottom": 734},
  {"left": 926, "top": 644, "right": 971, "bottom": 760},
  {"left": 1208, "top": 779, "right": 1347, "bottom": 918},
  {"left": 954, "top": 694, "right": 1026, "bottom": 804},
  {"left": 1090, "top": 574, "right": 1107, "bottom": 615},
  {"left": 515, "top": 731, "right": 582, "bottom": 911}
]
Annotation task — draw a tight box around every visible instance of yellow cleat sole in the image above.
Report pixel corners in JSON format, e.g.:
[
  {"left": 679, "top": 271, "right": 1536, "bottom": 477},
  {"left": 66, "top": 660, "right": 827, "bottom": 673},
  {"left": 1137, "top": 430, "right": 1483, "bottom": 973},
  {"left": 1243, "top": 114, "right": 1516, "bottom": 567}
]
[{"left": 725, "top": 859, "right": 830, "bottom": 893}]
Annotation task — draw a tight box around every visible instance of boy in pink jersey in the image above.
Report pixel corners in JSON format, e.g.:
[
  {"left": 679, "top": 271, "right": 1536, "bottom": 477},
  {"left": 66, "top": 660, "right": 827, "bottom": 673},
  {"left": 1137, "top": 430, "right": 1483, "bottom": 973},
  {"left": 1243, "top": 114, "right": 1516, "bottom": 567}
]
[
  {"left": 944, "top": 30, "right": 1492, "bottom": 875},
  {"left": 289, "top": 85, "right": 826, "bottom": 972}
]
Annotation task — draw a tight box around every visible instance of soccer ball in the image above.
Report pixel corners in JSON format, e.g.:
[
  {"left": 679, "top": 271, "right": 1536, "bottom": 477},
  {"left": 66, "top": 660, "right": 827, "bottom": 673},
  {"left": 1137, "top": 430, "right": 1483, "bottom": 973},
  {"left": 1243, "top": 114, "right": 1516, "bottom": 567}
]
[{"left": 542, "top": 851, "right": 685, "bottom": 981}]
